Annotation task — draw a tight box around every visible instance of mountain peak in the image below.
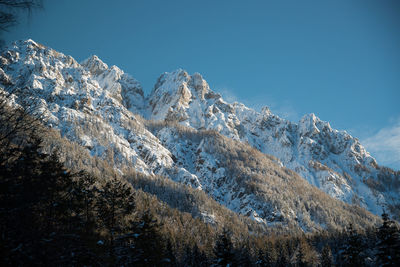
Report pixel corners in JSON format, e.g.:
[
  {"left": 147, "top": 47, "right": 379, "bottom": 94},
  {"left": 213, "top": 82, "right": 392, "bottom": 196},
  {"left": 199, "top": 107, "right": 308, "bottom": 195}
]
[
  {"left": 20, "top": 38, "right": 37, "bottom": 46},
  {"left": 188, "top": 72, "right": 210, "bottom": 100},
  {"left": 152, "top": 69, "right": 188, "bottom": 91},
  {"left": 156, "top": 70, "right": 210, "bottom": 97},
  {"left": 12, "top": 39, "right": 41, "bottom": 49},
  {"left": 260, "top": 106, "right": 272, "bottom": 116},
  {"left": 81, "top": 55, "right": 108, "bottom": 75},
  {"left": 298, "top": 113, "right": 334, "bottom": 136},
  {"left": 148, "top": 70, "right": 214, "bottom": 121},
  {"left": 301, "top": 113, "right": 317, "bottom": 122}
]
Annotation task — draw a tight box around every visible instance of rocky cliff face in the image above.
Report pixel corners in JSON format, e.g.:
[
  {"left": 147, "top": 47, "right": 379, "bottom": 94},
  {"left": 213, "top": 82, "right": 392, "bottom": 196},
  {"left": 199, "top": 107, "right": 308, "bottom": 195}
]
[
  {"left": 0, "top": 39, "right": 175, "bottom": 176},
  {"left": 145, "top": 69, "right": 399, "bottom": 217},
  {"left": 0, "top": 40, "right": 398, "bottom": 230}
]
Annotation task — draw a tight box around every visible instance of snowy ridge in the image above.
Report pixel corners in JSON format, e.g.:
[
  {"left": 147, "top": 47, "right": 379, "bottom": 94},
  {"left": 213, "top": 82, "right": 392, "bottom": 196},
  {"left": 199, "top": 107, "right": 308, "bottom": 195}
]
[
  {"left": 0, "top": 40, "right": 174, "bottom": 176},
  {"left": 0, "top": 40, "right": 398, "bottom": 229},
  {"left": 146, "top": 70, "right": 399, "bottom": 217}
]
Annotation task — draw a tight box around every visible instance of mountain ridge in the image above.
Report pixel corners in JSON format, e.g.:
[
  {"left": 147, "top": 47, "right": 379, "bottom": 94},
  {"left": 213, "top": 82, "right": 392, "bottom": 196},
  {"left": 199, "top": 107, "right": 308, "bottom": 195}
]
[
  {"left": 0, "top": 39, "right": 398, "bottom": 229},
  {"left": 142, "top": 65, "right": 399, "bottom": 217}
]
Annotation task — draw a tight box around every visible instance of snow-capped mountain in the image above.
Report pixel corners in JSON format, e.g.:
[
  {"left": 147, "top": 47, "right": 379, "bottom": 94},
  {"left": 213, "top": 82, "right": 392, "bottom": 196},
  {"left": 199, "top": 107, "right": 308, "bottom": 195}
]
[
  {"left": 0, "top": 40, "right": 398, "bottom": 230},
  {"left": 146, "top": 68, "right": 399, "bottom": 217}
]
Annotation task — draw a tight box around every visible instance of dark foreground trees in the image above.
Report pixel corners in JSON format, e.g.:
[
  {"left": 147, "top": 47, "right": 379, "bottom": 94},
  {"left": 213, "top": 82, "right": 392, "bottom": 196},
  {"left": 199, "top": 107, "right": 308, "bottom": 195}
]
[
  {"left": 0, "top": 134, "right": 94, "bottom": 265},
  {"left": 0, "top": 131, "right": 169, "bottom": 265},
  {"left": 341, "top": 223, "right": 365, "bottom": 266},
  {"left": 376, "top": 211, "right": 400, "bottom": 266},
  {"left": 0, "top": 103, "right": 174, "bottom": 265},
  {"left": 213, "top": 227, "right": 235, "bottom": 266}
]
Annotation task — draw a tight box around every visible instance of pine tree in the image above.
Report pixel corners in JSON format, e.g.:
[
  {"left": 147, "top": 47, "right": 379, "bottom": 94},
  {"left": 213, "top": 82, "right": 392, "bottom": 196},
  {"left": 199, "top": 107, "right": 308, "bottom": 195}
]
[
  {"left": 96, "top": 177, "right": 135, "bottom": 260},
  {"left": 376, "top": 211, "right": 400, "bottom": 266},
  {"left": 165, "top": 240, "right": 177, "bottom": 266},
  {"left": 0, "top": 137, "right": 49, "bottom": 265},
  {"left": 276, "top": 242, "right": 289, "bottom": 267},
  {"left": 131, "top": 210, "right": 166, "bottom": 266},
  {"left": 213, "top": 227, "right": 235, "bottom": 267},
  {"left": 264, "top": 241, "right": 276, "bottom": 267},
  {"left": 321, "top": 245, "right": 333, "bottom": 267},
  {"left": 184, "top": 243, "right": 208, "bottom": 267},
  {"left": 39, "top": 152, "right": 76, "bottom": 232},
  {"left": 74, "top": 171, "right": 98, "bottom": 234},
  {"left": 235, "top": 246, "right": 253, "bottom": 266},
  {"left": 341, "top": 224, "right": 365, "bottom": 267},
  {"left": 256, "top": 246, "right": 274, "bottom": 267},
  {"left": 256, "top": 248, "right": 265, "bottom": 266},
  {"left": 0, "top": 134, "right": 97, "bottom": 265},
  {"left": 296, "top": 240, "right": 307, "bottom": 267},
  {"left": 67, "top": 171, "right": 101, "bottom": 265}
]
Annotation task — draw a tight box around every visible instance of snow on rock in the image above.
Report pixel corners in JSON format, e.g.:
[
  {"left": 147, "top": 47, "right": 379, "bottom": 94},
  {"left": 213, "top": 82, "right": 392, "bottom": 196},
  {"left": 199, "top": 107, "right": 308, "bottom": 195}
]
[
  {"left": 81, "top": 55, "right": 145, "bottom": 114},
  {"left": 1, "top": 39, "right": 399, "bottom": 227},
  {"left": 146, "top": 69, "right": 399, "bottom": 218},
  {"left": 0, "top": 39, "right": 171, "bottom": 176}
]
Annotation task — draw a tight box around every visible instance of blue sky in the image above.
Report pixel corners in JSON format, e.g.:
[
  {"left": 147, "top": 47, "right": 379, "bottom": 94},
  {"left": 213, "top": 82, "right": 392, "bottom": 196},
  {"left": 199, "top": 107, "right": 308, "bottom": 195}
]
[{"left": 3, "top": 0, "right": 400, "bottom": 169}]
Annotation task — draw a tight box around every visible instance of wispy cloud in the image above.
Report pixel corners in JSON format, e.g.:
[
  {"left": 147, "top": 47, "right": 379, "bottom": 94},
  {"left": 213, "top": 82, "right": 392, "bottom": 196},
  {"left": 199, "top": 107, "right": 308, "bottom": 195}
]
[
  {"left": 362, "top": 117, "right": 400, "bottom": 170},
  {"left": 218, "top": 87, "right": 300, "bottom": 122},
  {"left": 270, "top": 101, "right": 300, "bottom": 122},
  {"left": 219, "top": 87, "right": 239, "bottom": 103}
]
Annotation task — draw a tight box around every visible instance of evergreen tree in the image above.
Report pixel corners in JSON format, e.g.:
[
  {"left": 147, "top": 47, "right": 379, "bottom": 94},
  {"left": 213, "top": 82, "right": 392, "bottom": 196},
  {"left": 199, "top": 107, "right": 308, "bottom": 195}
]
[
  {"left": 183, "top": 245, "right": 194, "bottom": 266},
  {"left": 264, "top": 241, "right": 276, "bottom": 266},
  {"left": 256, "top": 246, "right": 274, "bottom": 267},
  {"left": 376, "top": 211, "right": 400, "bottom": 266},
  {"left": 0, "top": 137, "right": 49, "bottom": 265},
  {"left": 321, "top": 245, "right": 333, "bottom": 267},
  {"left": 213, "top": 227, "right": 235, "bottom": 266},
  {"left": 96, "top": 177, "right": 135, "bottom": 260},
  {"left": 276, "top": 242, "right": 290, "bottom": 267},
  {"left": 341, "top": 224, "right": 365, "bottom": 267},
  {"left": 165, "top": 240, "right": 177, "bottom": 266},
  {"left": 73, "top": 171, "right": 98, "bottom": 234},
  {"left": 131, "top": 210, "right": 166, "bottom": 266},
  {"left": 235, "top": 246, "right": 253, "bottom": 266},
  {"left": 68, "top": 171, "right": 102, "bottom": 265},
  {"left": 0, "top": 134, "right": 99, "bottom": 265},
  {"left": 296, "top": 240, "right": 307, "bottom": 267},
  {"left": 256, "top": 248, "right": 266, "bottom": 266},
  {"left": 184, "top": 243, "right": 208, "bottom": 267}
]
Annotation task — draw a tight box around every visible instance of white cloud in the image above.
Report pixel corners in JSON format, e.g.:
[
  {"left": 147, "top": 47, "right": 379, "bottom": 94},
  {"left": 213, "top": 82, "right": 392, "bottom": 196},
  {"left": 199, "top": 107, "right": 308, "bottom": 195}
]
[
  {"left": 362, "top": 118, "right": 400, "bottom": 170},
  {"left": 218, "top": 87, "right": 300, "bottom": 122},
  {"left": 271, "top": 102, "right": 300, "bottom": 122},
  {"left": 219, "top": 88, "right": 239, "bottom": 103}
]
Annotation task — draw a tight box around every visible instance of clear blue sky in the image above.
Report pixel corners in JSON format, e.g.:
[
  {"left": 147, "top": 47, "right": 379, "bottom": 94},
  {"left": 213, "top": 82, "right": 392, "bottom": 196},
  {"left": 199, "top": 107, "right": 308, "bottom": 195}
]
[{"left": 3, "top": 0, "right": 400, "bottom": 169}]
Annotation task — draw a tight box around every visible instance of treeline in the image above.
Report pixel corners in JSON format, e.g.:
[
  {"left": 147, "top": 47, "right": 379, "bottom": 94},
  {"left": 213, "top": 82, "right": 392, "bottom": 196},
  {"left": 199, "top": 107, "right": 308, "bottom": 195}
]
[
  {"left": 145, "top": 124, "right": 380, "bottom": 231},
  {"left": 1, "top": 97, "right": 400, "bottom": 266},
  {"left": 1, "top": 135, "right": 399, "bottom": 266},
  {"left": 0, "top": 126, "right": 179, "bottom": 265}
]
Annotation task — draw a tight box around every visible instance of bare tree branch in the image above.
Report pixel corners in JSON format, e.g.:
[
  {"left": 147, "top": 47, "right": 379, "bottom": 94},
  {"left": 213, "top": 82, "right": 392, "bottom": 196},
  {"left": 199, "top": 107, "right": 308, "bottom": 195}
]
[
  {"left": 0, "top": 86, "right": 48, "bottom": 165},
  {"left": 0, "top": 0, "right": 42, "bottom": 37}
]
